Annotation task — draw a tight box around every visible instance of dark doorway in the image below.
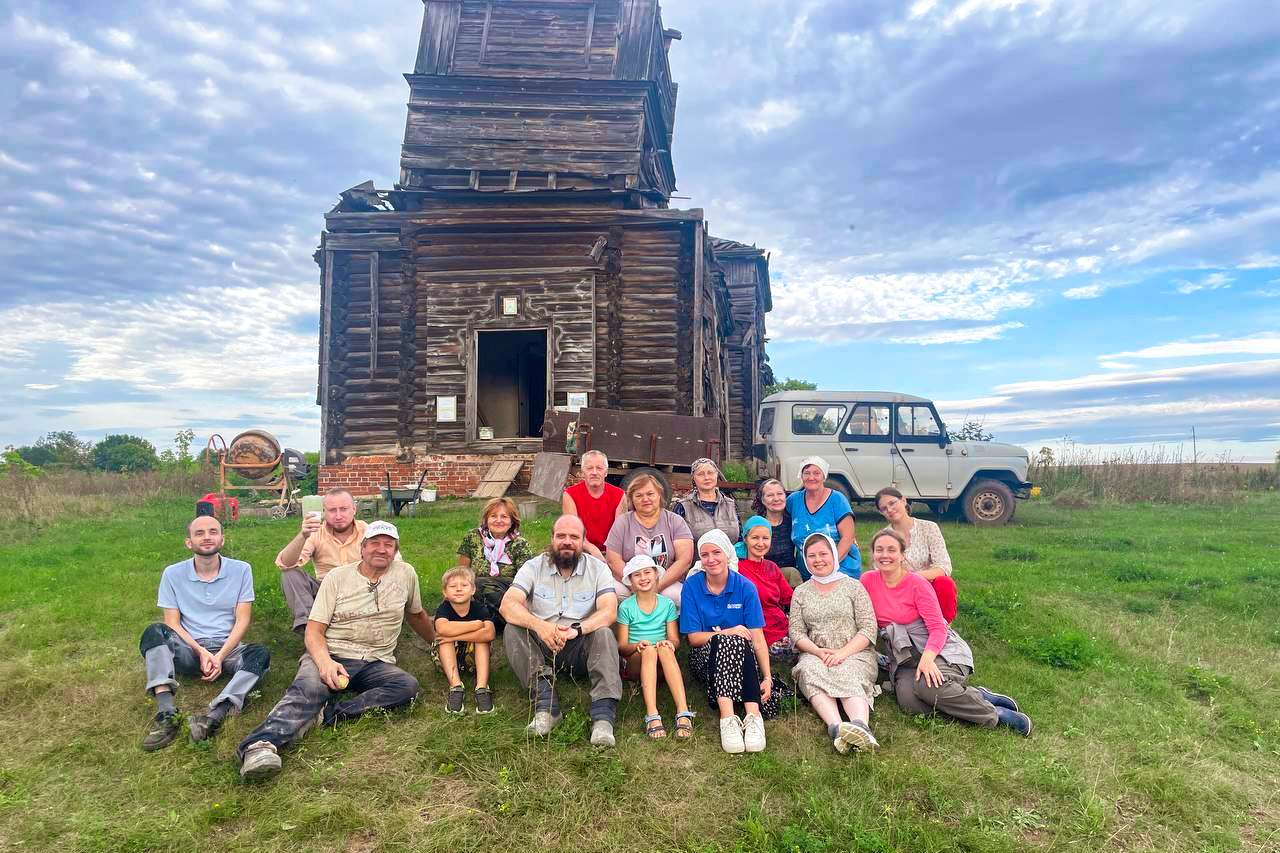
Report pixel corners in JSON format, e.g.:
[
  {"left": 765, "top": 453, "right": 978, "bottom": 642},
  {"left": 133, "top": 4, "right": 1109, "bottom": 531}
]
[{"left": 476, "top": 329, "right": 547, "bottom": 439}]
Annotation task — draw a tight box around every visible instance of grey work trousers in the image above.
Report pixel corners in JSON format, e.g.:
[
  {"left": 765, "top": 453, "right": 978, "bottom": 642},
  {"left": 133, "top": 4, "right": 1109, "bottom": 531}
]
[
  {"left": 236, "top": 653, "right": 419, "bottom": 759},
  {"left": 139, "top": 622, "right": 269, "bottom": 713},
  {"left": 280, "top": 569, "right": 322, "bottom": 631},
  {"left": 503, "top": 624, "right": 621, "bottom": 721},
  {"left": 893, "top": 659, "right": 999, "bottom": 727}
]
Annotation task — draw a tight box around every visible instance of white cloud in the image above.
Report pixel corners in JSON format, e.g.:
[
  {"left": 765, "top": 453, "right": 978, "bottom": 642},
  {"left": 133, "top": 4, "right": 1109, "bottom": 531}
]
[
  {"left": 1174, "top": 271, "right": 1233, "bottom": 294},
  {"left": 1238, "top": 253, "right": 1280, "bottom": 269},
  {"left": 0, "top": 151, "right": 37, "bottom": 174},
  {"left": 1063, "top": 283, "right": 1103, "bottom": 299},
  {"left": 893, "top": 321, "right": 1024, "bottom": 345},
  {"left": 1104, "top": 335, "right": 1280, "bottom": 360},
  {"left": 23, "top": 383, "right": 58, "bottom": 391},
  {"left": 735, "top": 99, "right": 803, "bottom": 135},
  {"left": 0, "top": 283, "right": 319, "bottom": 399},
  {"left": 100, "top": 28, "right": 135, "bottom": 50},
  {"left": 991, "top": 358, "right": 1280, "bottom": 395}
]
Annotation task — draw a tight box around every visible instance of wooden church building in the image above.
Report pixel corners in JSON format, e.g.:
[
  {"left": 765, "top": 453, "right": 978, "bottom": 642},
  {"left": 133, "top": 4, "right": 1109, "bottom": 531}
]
[{"left": 316, "top": 0, "right": 772, "bottom": 496}]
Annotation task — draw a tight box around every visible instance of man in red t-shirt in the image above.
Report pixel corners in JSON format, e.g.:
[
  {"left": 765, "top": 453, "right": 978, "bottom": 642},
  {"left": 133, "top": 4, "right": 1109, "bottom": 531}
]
[{"left": 561, "top": 450, "right": 625, "bottom": 559}]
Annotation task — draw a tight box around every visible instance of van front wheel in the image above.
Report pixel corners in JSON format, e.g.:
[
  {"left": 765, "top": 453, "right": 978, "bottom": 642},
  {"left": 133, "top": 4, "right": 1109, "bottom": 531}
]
[
  {"left": 961, "top": 479, "right": 1015, "bottom": 526},
  {"left": 824, "top": 478, "right": 853, "bottom": 504}
]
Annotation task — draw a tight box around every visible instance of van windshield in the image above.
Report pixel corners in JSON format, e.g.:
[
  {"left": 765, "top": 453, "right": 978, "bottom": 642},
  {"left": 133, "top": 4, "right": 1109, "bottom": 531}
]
[{"left": 758, "top": 406, "right": 775, "bottom": 437}]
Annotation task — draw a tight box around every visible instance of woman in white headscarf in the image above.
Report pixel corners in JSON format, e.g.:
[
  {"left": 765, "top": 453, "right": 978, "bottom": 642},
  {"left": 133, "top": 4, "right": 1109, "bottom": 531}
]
[
  {"left": 789, "top": 532, "right": 880, "bottom": 753},
  {"left": 679, "top": 529, "right": 792, "bottom": 754},
  {"left": 785, "top": 456, "right": 860, "bottom": 579}
]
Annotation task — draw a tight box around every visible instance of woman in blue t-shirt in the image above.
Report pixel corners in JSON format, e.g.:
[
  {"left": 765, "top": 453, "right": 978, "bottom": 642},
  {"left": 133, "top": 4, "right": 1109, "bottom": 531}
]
[
  {"left": 786, "top": 456, "right": 861, "bottom": 579},
  {"left": 680, "top": 530, "right": 792, "bottom": 754}
]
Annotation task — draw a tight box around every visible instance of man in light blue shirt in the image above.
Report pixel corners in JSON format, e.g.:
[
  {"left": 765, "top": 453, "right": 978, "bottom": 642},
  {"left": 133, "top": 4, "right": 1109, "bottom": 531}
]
[{"left": 139, "top": 516, "right": 269, "bottom": 751}]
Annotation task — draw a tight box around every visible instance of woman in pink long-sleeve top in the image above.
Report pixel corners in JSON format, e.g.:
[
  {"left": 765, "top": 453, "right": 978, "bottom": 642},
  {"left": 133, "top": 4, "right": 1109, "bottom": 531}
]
[{"left": 860, "top": 528, "right": 1033, "bottom": 736}]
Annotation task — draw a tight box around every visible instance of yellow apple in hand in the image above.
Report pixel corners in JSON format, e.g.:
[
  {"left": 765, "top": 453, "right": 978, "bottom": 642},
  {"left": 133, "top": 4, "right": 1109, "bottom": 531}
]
[{"left": 335, "top": 674, "right": 350, "bottom": 690}]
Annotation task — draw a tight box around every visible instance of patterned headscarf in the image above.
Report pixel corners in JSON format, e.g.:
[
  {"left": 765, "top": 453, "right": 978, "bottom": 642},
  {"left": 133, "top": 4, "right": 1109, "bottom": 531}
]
[{"left": 690, "top": 457, "right": 721, "bottom": 478}]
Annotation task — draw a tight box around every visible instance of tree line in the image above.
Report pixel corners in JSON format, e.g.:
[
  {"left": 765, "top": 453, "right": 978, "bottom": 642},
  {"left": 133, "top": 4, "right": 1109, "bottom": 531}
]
[{"left": 4, "top": 429, "right": 198, "bottom": 474}]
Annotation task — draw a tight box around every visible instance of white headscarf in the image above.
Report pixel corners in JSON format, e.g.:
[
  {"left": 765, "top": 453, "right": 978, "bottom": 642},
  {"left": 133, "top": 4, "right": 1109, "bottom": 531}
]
[
  {"left": 802, "top": 532, "right": 845, "bottom": 585},
  {"left": 689, "top": 528, "right": 739, "bottom": 576},
  {"left": 797, "top": 455, "right": 830, "bottom": 481}
]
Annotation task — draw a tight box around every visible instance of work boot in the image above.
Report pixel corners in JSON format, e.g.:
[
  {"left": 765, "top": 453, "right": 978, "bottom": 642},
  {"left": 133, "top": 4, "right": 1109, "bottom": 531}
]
[
  {"left": 239, "top": 741, "right": 282, "bottom": 781},
  {"left": 589, "top": 719, "right": 616, "bottom": 748},
  {"left": 142, "top": 711, "right": 180, "bottom": 752},
  {"left": 188, "top": 711, "right": 224, "bottom": 743}
]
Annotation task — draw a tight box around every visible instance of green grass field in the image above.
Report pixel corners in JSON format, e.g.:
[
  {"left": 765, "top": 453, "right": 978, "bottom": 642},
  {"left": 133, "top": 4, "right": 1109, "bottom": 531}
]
[{"left": 1, "top": 495, "right": 1278, "bottom": 852}]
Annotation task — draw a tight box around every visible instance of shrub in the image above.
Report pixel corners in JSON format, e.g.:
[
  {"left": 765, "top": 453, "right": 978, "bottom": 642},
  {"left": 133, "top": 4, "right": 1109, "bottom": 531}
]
[
  {"left": 94, "top": 434, "right": 159, "bottom": 473},
  {"left": 1017, "top": 630, "right": 1099, "bottom": 670}
]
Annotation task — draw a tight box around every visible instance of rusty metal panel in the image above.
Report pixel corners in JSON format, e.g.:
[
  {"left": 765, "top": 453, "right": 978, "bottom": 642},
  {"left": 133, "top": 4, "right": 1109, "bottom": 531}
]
[{"left": 575, "top": 407, "right": 721, "bottom": 466}]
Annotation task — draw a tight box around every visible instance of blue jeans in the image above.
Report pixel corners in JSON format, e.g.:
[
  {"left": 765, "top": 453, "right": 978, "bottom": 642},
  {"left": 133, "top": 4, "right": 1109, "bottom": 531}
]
[{"left": 236, "top": 653, "right": 419, "bottom": 759}]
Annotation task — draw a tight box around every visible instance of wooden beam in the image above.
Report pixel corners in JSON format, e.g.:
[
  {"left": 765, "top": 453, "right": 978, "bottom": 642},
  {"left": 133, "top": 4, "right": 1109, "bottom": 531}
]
[
  {"left": 369, "top": 252, "right": 380, "bottom": 378},
  {"left": 320, "top": 248, "right": 334, "bottom": 456},
  {"left": 692, "top": 225, "right": 704, "bottom": 417}
]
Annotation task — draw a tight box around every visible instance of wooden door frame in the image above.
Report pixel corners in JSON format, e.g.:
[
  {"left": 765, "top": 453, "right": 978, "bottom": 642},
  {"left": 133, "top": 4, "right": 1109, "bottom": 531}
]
[{"left": 467, "top": 325, "right": 552, "bottom": 444}]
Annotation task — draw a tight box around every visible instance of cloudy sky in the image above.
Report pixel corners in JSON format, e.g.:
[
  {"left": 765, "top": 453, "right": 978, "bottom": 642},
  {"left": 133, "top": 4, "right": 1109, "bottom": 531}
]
[{"left": 1, "top": 0, "right": 1276, "bottom": 461}]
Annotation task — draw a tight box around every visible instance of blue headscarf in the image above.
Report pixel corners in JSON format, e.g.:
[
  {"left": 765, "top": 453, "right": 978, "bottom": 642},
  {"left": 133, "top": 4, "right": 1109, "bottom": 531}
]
[{"left": 734, "top": 515, "right": 772, "bottom": 559}]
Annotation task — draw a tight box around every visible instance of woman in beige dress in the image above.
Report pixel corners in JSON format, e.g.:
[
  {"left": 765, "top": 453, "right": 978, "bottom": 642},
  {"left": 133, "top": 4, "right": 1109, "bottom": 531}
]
[{"left": 789, "top": 532, "right": 880, "bottom": 753}]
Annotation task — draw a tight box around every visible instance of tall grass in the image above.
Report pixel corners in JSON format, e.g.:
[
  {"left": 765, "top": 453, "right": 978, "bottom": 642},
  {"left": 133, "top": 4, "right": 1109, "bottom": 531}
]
[
  {"left": 1030, "top": 444, "right": 1279, "bottom": 504},
  {"left": 0, "top": 466, "right": 216, "bottom": 532}
]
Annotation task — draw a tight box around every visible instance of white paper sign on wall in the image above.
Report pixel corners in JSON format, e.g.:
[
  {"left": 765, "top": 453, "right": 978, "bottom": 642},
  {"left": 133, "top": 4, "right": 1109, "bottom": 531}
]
[{"left": 436, "top": 395, "right": 457, "bottom": 422}]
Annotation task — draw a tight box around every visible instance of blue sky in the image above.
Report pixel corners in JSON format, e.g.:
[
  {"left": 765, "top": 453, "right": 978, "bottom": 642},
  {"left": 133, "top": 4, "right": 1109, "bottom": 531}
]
[{"left": 1, "top": 0, "right": 1277, "bottom": 461}]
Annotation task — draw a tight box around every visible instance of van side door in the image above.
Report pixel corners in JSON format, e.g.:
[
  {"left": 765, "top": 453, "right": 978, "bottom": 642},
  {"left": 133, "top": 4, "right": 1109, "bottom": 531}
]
[
  {"left": 891, "top": 403, "right": 951, "bottom": 498},
  {"left": 838, "top": 402, "right": 895, "bottom": 497}
]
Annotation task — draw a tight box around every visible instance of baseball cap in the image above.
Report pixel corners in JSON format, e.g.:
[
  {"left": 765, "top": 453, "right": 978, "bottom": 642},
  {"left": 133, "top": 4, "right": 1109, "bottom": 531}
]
[{"left": 362, "top": 520, "right": 400, "bottom": 541}]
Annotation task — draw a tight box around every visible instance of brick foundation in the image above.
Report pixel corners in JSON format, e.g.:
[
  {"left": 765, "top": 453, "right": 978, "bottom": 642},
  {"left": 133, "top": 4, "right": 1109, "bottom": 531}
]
[{"left": 319, "top": 453, "right": 535, "bottom": 498}]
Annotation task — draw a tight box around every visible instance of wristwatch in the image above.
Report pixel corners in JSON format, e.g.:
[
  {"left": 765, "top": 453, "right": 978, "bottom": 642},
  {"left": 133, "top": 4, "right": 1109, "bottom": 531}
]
[{"left": 571, "top": 621, "right": 583, "bottom": 636}]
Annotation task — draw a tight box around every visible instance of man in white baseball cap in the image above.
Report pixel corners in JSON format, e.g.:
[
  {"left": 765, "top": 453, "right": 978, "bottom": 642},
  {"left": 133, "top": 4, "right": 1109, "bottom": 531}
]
[{"left": 238, "top": 520, "right": 436, "bottom": 781}]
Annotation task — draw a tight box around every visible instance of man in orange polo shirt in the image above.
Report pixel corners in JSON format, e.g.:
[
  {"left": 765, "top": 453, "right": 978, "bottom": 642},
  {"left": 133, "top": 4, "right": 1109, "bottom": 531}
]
[{"left": 275, "top": 488, "right": 367, "bottom": 633}]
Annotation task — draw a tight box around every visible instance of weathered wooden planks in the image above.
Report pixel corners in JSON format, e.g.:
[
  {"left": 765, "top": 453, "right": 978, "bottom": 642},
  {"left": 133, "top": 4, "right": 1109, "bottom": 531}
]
[{"left": 317, "top": 1, "right": 768, "bottom": 465}]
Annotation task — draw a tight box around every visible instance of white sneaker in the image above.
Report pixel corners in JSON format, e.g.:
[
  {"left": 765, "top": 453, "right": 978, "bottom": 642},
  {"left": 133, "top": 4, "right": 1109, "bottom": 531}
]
[
  {"left": 719, "top": 715, "right": 745, "bottom": 754},
  {"left": 239, "top": 740, "right": 282, "bottom": 781},
  {"left": 525, "top": 710, "right": 563, "bottom": 737},
  {"left": 833, "top": 720, "right": 879, "bottom": 754},
  {"left": 742, "top": 713, "right": 766, "bottom": 753},
  {"left": 589, "top": 719, "right": 616, "bottom": 748}
]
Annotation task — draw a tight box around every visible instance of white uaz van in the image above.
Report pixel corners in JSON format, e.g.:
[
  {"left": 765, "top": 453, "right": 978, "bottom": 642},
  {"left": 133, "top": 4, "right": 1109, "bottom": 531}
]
[{"left": 756, "top": 391, "right": 1036, "bottom": 526}]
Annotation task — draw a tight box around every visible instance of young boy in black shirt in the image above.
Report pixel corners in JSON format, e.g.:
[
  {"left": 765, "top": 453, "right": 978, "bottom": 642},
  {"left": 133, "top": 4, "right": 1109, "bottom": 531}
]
[{"left": 434, "top": 566, "right": 497, "bottom": 714}]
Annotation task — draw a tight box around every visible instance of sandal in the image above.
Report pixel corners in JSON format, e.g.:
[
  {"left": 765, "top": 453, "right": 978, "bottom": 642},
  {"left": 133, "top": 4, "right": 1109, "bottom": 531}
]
[
  {"left": 674, "top": 710, "right": 695, "bottom": 739},
  {"left": 644, "top": 713, "right": 666, "bottom": 739}
]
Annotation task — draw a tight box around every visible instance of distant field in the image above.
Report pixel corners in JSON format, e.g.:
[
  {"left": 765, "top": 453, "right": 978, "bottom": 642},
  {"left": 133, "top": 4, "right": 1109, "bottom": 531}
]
[{"left": 1, "top": 494, "right": 1278, "bottom": 853}]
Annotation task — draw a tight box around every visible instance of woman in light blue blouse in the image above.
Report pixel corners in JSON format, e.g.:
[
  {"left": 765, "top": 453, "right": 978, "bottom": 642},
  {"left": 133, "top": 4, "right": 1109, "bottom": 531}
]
[{"left": 786, "top": 456, "right": 860, "bottom": 579}]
